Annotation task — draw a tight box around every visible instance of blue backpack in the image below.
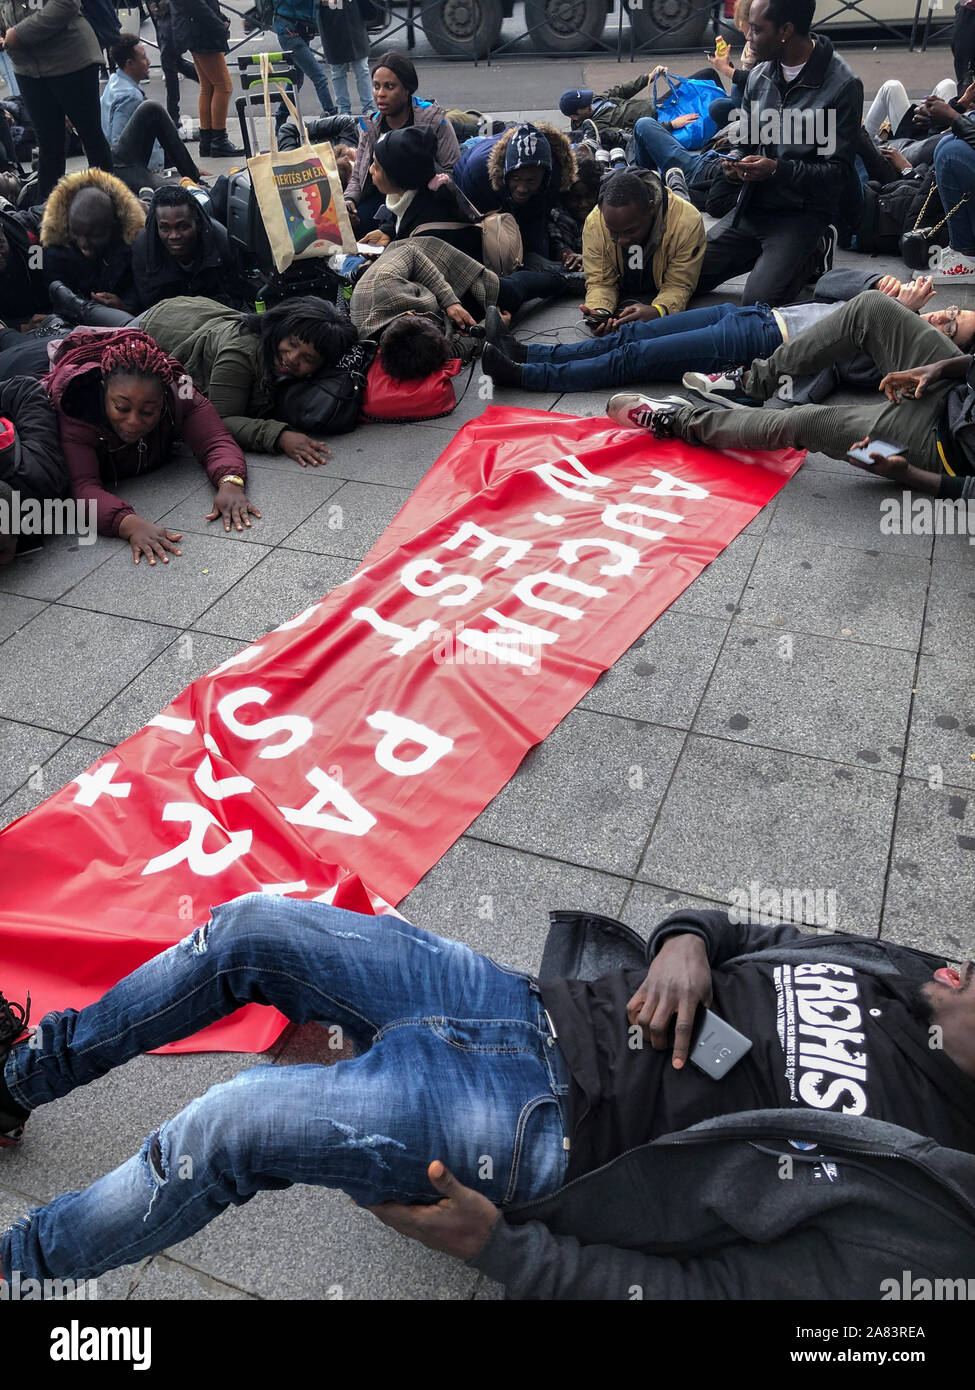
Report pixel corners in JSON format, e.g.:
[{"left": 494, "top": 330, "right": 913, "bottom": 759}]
[{"left": 651, "top": 72, "right": 724, "bottom": 150}]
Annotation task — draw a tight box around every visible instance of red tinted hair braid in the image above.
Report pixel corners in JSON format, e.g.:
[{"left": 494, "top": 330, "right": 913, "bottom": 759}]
[{"left": 100, "top": 334, "right": 178, "bottom": 385}]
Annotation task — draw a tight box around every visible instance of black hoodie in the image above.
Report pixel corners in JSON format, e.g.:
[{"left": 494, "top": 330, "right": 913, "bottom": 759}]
[{"left": 131, "top": 199, "right": 253, "bottom": 313}]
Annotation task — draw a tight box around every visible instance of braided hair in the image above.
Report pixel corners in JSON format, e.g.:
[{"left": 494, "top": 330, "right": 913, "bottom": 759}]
[{"left": 100, "top": 334, "right": 179, "bottom": 388}]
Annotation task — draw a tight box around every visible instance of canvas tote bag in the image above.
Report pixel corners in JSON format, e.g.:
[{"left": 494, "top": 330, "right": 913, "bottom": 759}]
[{"left": 247, "top": 53, "right": 358, "bottom": 273}]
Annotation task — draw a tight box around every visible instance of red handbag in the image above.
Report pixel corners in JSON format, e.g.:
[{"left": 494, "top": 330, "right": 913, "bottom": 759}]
[{"left": 360, "top": 356, "right": 463, "bottom": 423}]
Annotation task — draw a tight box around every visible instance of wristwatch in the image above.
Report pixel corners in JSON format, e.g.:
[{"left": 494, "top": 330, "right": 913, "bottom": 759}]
[{"left": 217, "top": 474, "right": 246, "bottom": 488}]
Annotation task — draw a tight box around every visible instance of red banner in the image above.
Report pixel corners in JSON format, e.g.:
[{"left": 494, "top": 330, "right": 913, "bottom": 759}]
[{"left": 0, "top": 408, "right": 803, "bottom": 1052}]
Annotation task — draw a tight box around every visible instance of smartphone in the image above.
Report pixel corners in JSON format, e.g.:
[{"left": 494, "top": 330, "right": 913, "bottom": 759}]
[
  {"left": 718, "top": 151, "right": 742, "bottom": 161},
  {"left": 847, "top": 439, "right": 906, "bottom": 465},
  {"left": 582, "top": 307, "right": 611, "bottom": 322},
  {"left": 688, "top": 1008, "right": 753, "bottom": 1079}
]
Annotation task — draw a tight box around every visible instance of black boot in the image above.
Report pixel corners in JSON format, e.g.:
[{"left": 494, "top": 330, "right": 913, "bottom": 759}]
[
  {"left": 48, "top": 281, "right": 133, "bottom": 327},
  {"left": 209, "top": 128, "right": 244, "bottom": 157},
  {"left": 198, "top": 128, "right": 212, "bottom": 157},
  {"left": 484, "top": 306, "right": 527, "bottom": 362},
  {"left": 482, "top": 343, "right": 524, "bottom": 388}
]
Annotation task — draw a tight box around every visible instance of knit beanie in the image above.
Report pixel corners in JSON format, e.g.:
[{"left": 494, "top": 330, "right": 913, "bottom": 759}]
[
  {"left": 370, "top": 50, "right": 419, "bottom": 94},
  {"left": 374, "top": 126, "right": 437, "bottom": 191},
  {"left": 503, "top": 123, "right": 553, "bottom": 180}
]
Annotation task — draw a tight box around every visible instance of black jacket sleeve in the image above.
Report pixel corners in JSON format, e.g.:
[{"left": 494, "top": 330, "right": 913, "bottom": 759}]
[
  {"left": 645, "top": 908, "right": 810, "bottom": 967},
  {"left": 769, "top": 75, "right": 863, "bottom": 203},
  {"left": 947, "top": 111, "right": 975, "bottom": 153}
]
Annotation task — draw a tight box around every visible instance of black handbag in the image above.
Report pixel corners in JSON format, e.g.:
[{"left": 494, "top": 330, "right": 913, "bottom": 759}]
[
  {"left": 274, "top": 341, "right": 377, "bottom": 436},
  {"left": 901, "top": 181, "right": 971, "bottom": 270}
]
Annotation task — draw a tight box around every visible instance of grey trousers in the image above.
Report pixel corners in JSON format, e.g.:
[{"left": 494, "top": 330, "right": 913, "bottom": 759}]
[{"left": 673, "top": 292, "right": 962, "bottom": 470}]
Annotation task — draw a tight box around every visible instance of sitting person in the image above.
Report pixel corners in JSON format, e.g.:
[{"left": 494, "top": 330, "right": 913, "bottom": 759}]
[
  {"left": 579, "top": 169, "right": 706, "bottom": 335},
  {"left": 40, "top": 169, "right": 146, "bottom": 317},
  {"left": 559, "top": 72, "right": 660, "bottom": 147},
  {"left": 482, "top": 272, "right": 963, "bottom": 390},
  {"left": 131, "top": 185, "right": 253, "bottom": 311},
  {"left": 363, "top": 125, "right": 483, "bottom": 257},
  {"left": 452, "top": 121, "right": 576, "bottom": 265},
  {"left": 607, "top": 291, "right": 975, "bottom": 503},
  {"left": 44, "top": 329, "right": 260, "bottom": 566},
  {"left": 925, "top": 90, "right": 975, "bottom": 281},
  {"left": 137, "top": 295, "right": 354, "bottom": 466},
  {"left": 547, "top": 151, "right": 600, "bottom": 272},
  {"left": 0, "top": 203, "right": 47, "bottom": 330},
  {"left": 702, "top": 0, "right": 757, "bottom": 129},
  {"left": 1, "top": 894, "right": 973, "bottom": 1296},
  {"left": 344, "top": 51, "right": 461, "bottom": 237},
  {"left": 855, "top": 79, "right": 974, "bottom": 188},
  {"left": 100, "top": 33, "right": 205, "bottom": 196},
  {"left": 0, "top": 375, "right": 66, "bottom": 565}
]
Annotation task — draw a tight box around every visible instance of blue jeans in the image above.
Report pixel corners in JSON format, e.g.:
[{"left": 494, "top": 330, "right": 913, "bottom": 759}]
[
  {"left": 0, "top": 896, "right": 570, "bottom": 1282},
  {"left": 633, "top": 115, "right": 720, "bottom": 184},
  {"left": 521, "top": 302, "right": 784, "bottom": 392},
  {"left": 328, "top": 57, "right": 373, "bottom": 116},
  {"left": 273, "top": 20, "right": 337, "bottom": 117},
  {"left": 934, "top": 126, "right": 975, "bottom": 254}
]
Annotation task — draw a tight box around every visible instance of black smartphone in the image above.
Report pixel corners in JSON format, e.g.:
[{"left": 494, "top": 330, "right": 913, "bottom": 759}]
[
  {"left": 582, "top": 306, "right": 611, "bottom": 322},
  {"left": 688, "top": 1008, "right": 753, "bottom": 1079},
  {"left": 847, "top": 439, "right": 906, "bottom": 465}
]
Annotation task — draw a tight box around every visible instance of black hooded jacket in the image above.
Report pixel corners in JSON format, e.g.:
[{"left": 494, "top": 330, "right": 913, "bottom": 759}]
[
  {"left": 0, "top": 375, "right": 67, "bottom": 504},
  {"left": 131, "top": 200, "right": 252, "bottom": 312}
]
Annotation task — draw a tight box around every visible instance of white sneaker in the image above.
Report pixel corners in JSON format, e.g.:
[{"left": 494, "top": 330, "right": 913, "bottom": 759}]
[
  {"left": 606, "top": 392, "right": 686, "bottom": 433},
  {"left": 931, "top": 248, "right": 975, "bottom": 283},
  {"left": 682, "top": 369, "right": 759, "bottom": 407}
]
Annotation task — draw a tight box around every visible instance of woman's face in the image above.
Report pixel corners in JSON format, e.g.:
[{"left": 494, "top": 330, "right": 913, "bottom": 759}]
[
  {"left": 103, "top": 374, "right": 165, "bottom": 443},
  {"left": 369, "top": 157, "right": 397, "bottom": 196},
  {"left": 372, "top": 68, "right": 410, "bottom": 120},
  {"left": 274, "top": 335, "right": 323, "bottom": 378}
]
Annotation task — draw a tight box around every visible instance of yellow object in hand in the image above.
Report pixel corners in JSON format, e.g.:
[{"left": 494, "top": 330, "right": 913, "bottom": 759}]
[{"left": 714, "top": 36, "right": 730, "bottom": 57}]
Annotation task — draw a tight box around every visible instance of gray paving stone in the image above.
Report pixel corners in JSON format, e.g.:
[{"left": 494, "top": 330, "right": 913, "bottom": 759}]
[
  {"left": 400, "top": 835, "right": 629, "bottom": 973},
  {"left": 0, "top": 1190, "right": 141, "bottom": 1299},
  {"left": 167, "top": 1184, "right": 478, "bottom": 1299},
  {"left": 904, "top": 654, "right": 975, "bottom": 793},
  {"left": 247, "top": 426, "right": 450, "bottom": 487},
  {"left": 0, "top": 607, "right": 172, "bottom": 734},
  {"left": 931, "top": 515, "right": 975, "bottom": 565},
  {"left": 450, "top": 377, "right": 560, "bottom": 426},
  {"left": 158, "top": 467, "right": 345, "bottom": 547},
  {"left": 193, "top": 549, "right": 358, "bottom": 642},
  {"left": 80, "top": 631, "right": 243, "bottom": 746},
  {"left": 694, "top": 622, "right": 916, "bottom": 771},
  {"left": 769, "top": 468, "right": 933, "bottom": 556},
  {"left": 126, "top": 1255, "right": 259, "bottom": 1300},
  {"left": 61, "top": 535, "right": 272, "bottom": 628},
  {"left": 670, "top": 532, "right": 761, "bottom": 620},
  {"left": 737, "top": 534, "right": 930, "bottom": 650},
  {"left": 0, "top": 736, "right": 120, "bottom": 828},
  {"left": 621, "top": 879, "right": 735, "bottom": 932},
  {"left": 638, "top": 735, "right": 897, "bottom": 934},
  {"left": 0, "top": 534, "right": 118, "bottom": 603},
  {"left": 579, "top": 612, "right": 729, "bottom": 730},
  {"left": 0, "top": 719, "right": 66, "bottom": 803},
  {"left": 283, "top": 480, "right": 412, "bottom": 560},
  {"left": 882, "top": 779, "right": 975, "bottom": 962},
  {"left": 469, "top": 708, "right": 685, "bottom": 877},
  {"left": 0, "top": 594, "right": 48, "bottom": 643},
  {"left": 922, "top": 557, "right": 975, "bottom": 660},
  {"left": 472, "top": 1273, "right": 506, "bottom": 1299},
  {"left": 109, "top": 453, "right": 213, "bottom": 524}
]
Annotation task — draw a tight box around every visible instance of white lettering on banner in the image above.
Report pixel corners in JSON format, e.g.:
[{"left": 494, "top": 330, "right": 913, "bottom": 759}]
[
  {"left": 457, "top": 608, "right": 559, "bottom": 668},
  {"left": 351, "top": 606, "right": 440, "bottom": 656},
  {"left": 261, "top": 881, "right": 309, "bottom": 894},
  {"left": 532, "top": 453, "right": 614, "bottom": 502},
  {"left": 511, "top": 570, "right": 608, "bottom": 621},
  {"left": 366, "top": 711, "right": 454, "bottom": 777},
  {"left": 217, "top": 687, "right": 313, "bottom": 759},
  {"left": 557, "top": 537, "right": 640, "bottom": 578},
  {"left": 441, "top": 522, "right": 532, "bottom": 569},
  {"left": 279, "top": 767, "right": 377, "bottom": 836},
  {"left": 148, "top": 714, "right": 195, "bottom": 735},
  {"left": 633, "top": 469, "right": 710, "bottom": 501},
  {"left": 72, "top": 762, "right": 132, "bottom": 807},
  {"left": 194, "top": 736, "right": 255, "bottom": 801},
  {"left": 275, "top": 603, "right": 324, "bottom": 632},
  {"left": 534, "top": 513, "right": 566, "bottom": 527},
  {"left": 602, "top": 502, "right": 684, "bottom": 541},
  {"left": 400, "top": 558, "right": 483, "bottom": 608},
  {"left": 209, "top": 646, "right": 266, "bottom": 677},
  {"left": 142, "top": 803, "right": 253, "bottom": 877}
]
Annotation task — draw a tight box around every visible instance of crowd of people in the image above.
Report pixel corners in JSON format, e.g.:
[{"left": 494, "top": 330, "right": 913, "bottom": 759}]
[{"left": 0, "top": 0, "right": 974, "bottom": 1300}]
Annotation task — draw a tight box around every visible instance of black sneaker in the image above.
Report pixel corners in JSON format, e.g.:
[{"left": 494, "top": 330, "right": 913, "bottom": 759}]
[
  {"left": 664, "top": 166, "right": 691, "bottom": 202},
  {"left": 808, "top": 223, "right": 837, "bottom": 282},
  {"left": 482, "top": 342, "right": 524, "bottom": 388},
  {"left": 484, "top": 306, "right": 527, "bottom": 362},
  {"left": 0, "top": 989, "right": 30, "bottom": 1147},
  {"left": 578, "top": 117, "right": 600, "bottom": 146}
]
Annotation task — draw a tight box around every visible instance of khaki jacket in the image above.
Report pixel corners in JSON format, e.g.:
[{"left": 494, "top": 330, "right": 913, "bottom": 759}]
[
  {"left": 0, "top": 0, "right": 103, "bottom": 79},
  {"left": 581, "top": 179, "right": 706, "bottom": 318}
]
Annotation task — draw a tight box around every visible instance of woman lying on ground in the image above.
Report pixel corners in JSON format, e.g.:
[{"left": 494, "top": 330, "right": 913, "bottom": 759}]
[{"left": 45, "top": 330, "right": 260, "bottom": 567}]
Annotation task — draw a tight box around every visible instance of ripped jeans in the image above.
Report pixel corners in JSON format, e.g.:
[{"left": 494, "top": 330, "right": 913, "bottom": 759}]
[{"left": 0, "top": 896, "right": 570, "bottom": 1282}]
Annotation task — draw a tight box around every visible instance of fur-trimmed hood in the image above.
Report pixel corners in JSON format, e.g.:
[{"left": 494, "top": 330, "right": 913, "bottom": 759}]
[
  {"left": 39, "top": 169, "right": 146, "bottom": 250},
  {"left": 486, "top": 121, "right": 575, "bottom": 196}
]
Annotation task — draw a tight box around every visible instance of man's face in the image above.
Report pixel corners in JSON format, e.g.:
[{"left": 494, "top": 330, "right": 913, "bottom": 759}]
[
  {"left": 507, "top": 166, "right": 545, "bottom": 205},
  {"left": 570, "top": 103, "right": 594, "bottom": 127},
  {"left": 922, "top": 306, "right": 975, "bottom": 351},
  {"left": 69, "top": 204, "right": 116, "bottom": 260},
  {"left": 155, "top": 204, "right": 198, "bottom": 261},
  {"left": 125, "top": 44, "right": 152, "bottom": 82},
  {"left": 564, "top": 178, "right": 597, "bottom": 224},
  {"left": 919, "top": 961, "right": 975, "bottom": 1077},
  {"left": 602, "top": 198, "right": 654, "bottom": 248},
  {"left": 747, "top": 0, "right": 786, "bottom": 63}
]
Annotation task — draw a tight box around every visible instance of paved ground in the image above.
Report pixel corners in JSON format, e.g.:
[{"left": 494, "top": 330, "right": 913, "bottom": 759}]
[{"left": 1, "top": 39, "right": 974, "bottom": 1300}]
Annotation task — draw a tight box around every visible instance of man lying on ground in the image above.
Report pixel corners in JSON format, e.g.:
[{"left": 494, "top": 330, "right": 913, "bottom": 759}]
[{"left": 1, "top": 893, "right": 973, "bottom": 1297}]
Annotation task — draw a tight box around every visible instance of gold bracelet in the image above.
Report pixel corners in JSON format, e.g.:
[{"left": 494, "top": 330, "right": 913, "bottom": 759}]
[{"left": 217, "top": 474, "right": 245, "bottom": 488}]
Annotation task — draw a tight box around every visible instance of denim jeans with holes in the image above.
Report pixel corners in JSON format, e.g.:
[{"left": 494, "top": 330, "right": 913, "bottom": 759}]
[{"left": 0, "top": 895, "right": 570, "bottom": 1282}]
